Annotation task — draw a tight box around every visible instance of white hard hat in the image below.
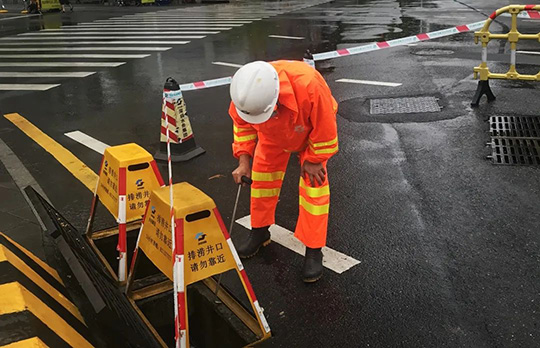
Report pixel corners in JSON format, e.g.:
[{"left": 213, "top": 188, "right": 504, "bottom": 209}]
[{"left": 230, "top": 61, "right": 279, "bottom": 125}]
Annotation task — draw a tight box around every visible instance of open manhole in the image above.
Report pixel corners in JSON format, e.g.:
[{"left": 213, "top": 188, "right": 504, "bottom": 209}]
[
  {"left": 488, "top": 137, "right": 540, "bottom": 166},
  {"left": 489, "top": 116, "right": 540, "bottom": 138},
  {"left": 370, "top": 96, "right": 441, "bottom": 115}
]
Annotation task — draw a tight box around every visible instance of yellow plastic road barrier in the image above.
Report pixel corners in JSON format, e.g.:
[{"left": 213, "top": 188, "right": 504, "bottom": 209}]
[
  {"left": 38, "top": 0, "right": 60, "bottom": 11},
  {"left": 126, "top": 183, "right": 271, "bottom": 347},
  {"left": 0, "top": 233, "right": 93, "bottom": 347},
  {"left": 4, "top": 113, "right": 98, "bottom": 191},
  {"left": 85, "top": 143, "right": 164, "bottom": 283},
  {"left": 472, "top": 4, "right": 540, "bottom": 106},
  {"left": 1, "top": 337, "right": 49, "bottom": 348}
]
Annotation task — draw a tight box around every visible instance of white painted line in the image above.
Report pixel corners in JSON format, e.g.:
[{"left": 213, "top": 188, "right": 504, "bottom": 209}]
[
  {"left": 0, "top": 71, "right": 95, "bottom": 78},
  {"left": 407, "top": 43, "right": 418, "bottom": 46},
  {"left": 65, "top": 131, "right": 110, "bottom": 155},
  {"left": 4, "top": 35, "right": 205, "bottom": 40},
  {"left": 0, "top": 62, "right": 125, "bottom": 67},
  {"left": 122, "top": 17, "right": 261, "bottom": 20},
  {"left": 0, "top": 84, "right": 60, "bottom": 91},
  {"left": 0, "top": 54, "right": 150, "bottom": 59},
  {"left": 92, "top": 19, "right": 252, "bottom": 22},
  {"left": 0, "top": 41, "right": 188, "bottom": 46},
  {"left": 0, "top": 14, "right": 40, "bottom": 22},
  {"left": 0, "top": 47, "right": 172, "bottom": 51},
  {"left": 212, "top": 61, "right": 243, "bottom": 68},
  {"left": 336, "top": 78, "right": 402, "bottom": 87},
  {"left": 236, "top": 215, "right": 361, "bottom": 274},
  {"left": 87, "top": 21, "right": 251, "bottom": 24},
  {"left": 268, "top": 34, "right": 305, "bottom": 40},
  {"left": 74, "top": 24, "right": 244, "bottom": 27},
  {"left": 517, "top": 50, "right": 540, "bottom": 56},
  {"left": 42, "top": 27, "right": 232, "bottom": 31},
  {"left": 20, "top": 31, "right": 220, "bottom": 36}
]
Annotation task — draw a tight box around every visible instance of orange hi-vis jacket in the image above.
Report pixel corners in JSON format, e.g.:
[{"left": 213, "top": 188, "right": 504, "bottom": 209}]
[{"left": 229, "top": 60, "right": 338, "bottom": 248}]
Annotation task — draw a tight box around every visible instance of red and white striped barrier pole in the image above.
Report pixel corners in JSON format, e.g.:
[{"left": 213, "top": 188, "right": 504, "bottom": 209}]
[
  {"left": 163, "top": 79, "right": 187, "bottom": 348},
  {"left": 117, "top": 167, "right": 127, "bottom": 282},
  {"left": 213, "top": 208, "right": 271, "bottom": 335}
]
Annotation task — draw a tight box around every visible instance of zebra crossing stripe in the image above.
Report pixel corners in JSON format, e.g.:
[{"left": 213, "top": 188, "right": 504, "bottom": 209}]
[
  {"left": 0, "top": 72, "right": 95, "bottom": 78},
  {"left": 4, "top": 35, "right": 205, "bottom": 40},
  {"left": 0, "top": 84, "right": 61, "bottom": 91},
  {"left": 0, "top": 62, "right": 126, "bottom": 67},
  {"left": 0, "top": 54, "right": 150, "bottom": 59},
  {"left": 0, "top": 41, "right": 189, "bottom": 45},
  {"left": 19, "top": 31, "right": 220, "bottom": 36},
  {"left": 0, "top": 47, "right": 172, "bottom": 51}
]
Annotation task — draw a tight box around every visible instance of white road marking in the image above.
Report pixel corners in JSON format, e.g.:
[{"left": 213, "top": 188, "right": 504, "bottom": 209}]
[
  {"left": 121, "top": 17, "right": 262, "bottom": 20},
  {"left": 0, "top": 14, "right": 40, "bottom": 21},
  {"left": 92, "top": 18, "right": 252, "bottom": 22},
  {"left": 0, "top": 41, "right": 189, "bottom": 46},
  {"left": 523, "top": 19, "right": 540, "bottom": 22},
  {"left": 268, "top": 34, "right": 305, "bottom": 40},
  {"left": 75, "top": 24, "right": 244, "bottom": 27},
  {"left": 0, "top": 47, "right": 172, "bottom": 51},
  {"left": 0, "top": 62, "right": 125, "bottom": 67},
  {"left": 0, "top": 84, "right": 60, "bottom": 91},
  {"left": 19, "top": 31, "right": 220, "bottom": 36},
  {"left": 41, "top": 27, "right": 233, "bottom": 31},
  {"left": 88, "top": 21, "right": 252, "bottom": 24},
  {"left": 65, "top": 131, "right": 110, "bottom": 155},
  {"left": 517, "top": 50, "right": 540, "bottom": 55},
  {"left": 4, "top": 35, "right": 205, "bottom": 40},
  {"left": 336, "top": 78, "right": 402, "bottom": 87},
  {"left": 235, "top": 215, "right": 361, "bottom": 274},
  {"left": 0, "top": 54, "right": 150, "bottom": 59},
  {"left": 212, "top": 61, "right": 243, "bottom": 68},
  {"left": 0, "top": 72, "right": 95, "bottom": 78}
]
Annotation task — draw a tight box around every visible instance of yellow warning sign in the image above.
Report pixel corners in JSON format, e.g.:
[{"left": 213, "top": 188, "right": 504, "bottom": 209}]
[
  {"left": 139, "top": 183, "right": 234, "bottom": 284},
  {"left": 96, "top": 144, "right": 164, "bottom": 223},
  {"left": 39, "top": 0, "right": 61, "bottom": 11}
]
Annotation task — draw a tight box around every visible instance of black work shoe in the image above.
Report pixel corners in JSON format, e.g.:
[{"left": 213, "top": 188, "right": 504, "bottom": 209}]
[
  {"left": 236, "top": 226, "right": 271, "bottom": 259},
  {"left": 303, "top": 247, "right": 323, "bottom": 283}
]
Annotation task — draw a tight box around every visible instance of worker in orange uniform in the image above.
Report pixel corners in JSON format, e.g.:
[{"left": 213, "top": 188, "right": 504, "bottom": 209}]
[{"left": 229, "top": 60, "right": 338, "bottom": 283}]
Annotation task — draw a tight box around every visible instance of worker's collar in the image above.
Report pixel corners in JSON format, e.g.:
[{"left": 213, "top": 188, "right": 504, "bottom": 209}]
[{"left": 276, "top": 69, "right": 298, "bottom": 114}]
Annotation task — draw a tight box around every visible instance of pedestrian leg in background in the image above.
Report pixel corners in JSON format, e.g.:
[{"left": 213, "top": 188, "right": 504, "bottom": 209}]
[
  {"left": 296, "top": 155, "right": 330, "bottom": 282},
  {"left": 60, "top": 0, "right": 73, "bottom": 12},
  {"left": 235, "top": 142, "right": 291, "bottom": 258}
]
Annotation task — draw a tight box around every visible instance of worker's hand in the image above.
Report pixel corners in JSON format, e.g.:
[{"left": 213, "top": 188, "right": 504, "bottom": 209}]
[
  {"left": 301, "top": 161, "right": 326, "bottom": 187},
  {"left": 232, "top": 154, "right": 251, "bottom": 185}
]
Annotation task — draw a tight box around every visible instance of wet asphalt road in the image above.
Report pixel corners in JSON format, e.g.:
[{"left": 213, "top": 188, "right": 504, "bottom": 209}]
[{"left": 1, "top": 0, "right": 540, "bottom": 347}]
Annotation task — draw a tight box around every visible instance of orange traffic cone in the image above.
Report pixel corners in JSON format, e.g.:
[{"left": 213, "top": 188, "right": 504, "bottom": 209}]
[{"left": 155, "top": 77, "right": 205, "bottom": 162}]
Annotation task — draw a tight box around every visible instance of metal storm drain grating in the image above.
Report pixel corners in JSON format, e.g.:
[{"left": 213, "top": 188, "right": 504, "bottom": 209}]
[
  {"left": 488, "top": 115, "right": 540, "bottom": 166},
  {"left": 489, "top": 137, "right": 540, "bottom": 166},
  {"left": 489, "top": 116, "right": 540, "bottom": 138},
  {"left": 370, "top": 96, "right": 441, "bottom": 115}
]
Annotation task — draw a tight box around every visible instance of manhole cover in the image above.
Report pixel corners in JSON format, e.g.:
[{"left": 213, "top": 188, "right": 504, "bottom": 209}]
[
  {"left": 490, "top": 116, "right": 540, "bottom": 138},
  {"left": 489, "top": 137, "right": 540, "bottom": 166},
  {"left": 370, "top": 96, "right": 441, "bottom": 115}
]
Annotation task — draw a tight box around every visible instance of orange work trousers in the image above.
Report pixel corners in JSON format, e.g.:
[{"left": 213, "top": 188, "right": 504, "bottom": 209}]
[{"left": 250, "top": 142, "right": 330, "bottom": 248}]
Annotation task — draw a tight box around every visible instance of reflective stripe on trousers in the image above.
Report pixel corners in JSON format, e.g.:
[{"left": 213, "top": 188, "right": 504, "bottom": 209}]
[{"left": 251, "top": 142, "right": 330, "bottom": 248}]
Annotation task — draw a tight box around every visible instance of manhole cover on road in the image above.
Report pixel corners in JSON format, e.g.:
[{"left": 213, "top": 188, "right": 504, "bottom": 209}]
[
  {"left": 490, "top": 116, "right": 540, "bottom": 138},
  {"left": 489, "top": 137, "right": 540, "bottom": 166},
  {"left": 370, "top": 96, "right": 441, "bottom": 115}
]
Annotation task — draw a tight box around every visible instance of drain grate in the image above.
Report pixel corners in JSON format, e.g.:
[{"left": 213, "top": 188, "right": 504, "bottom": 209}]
[
  {"left": 370, "top": 96, "right": 441, "bottom": 115},
  {"left": 489, "top": 137, "right": 540, "bottom": 166},
  {"left": 489, "top": 116, "right": 540, "bottom": 138}
]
